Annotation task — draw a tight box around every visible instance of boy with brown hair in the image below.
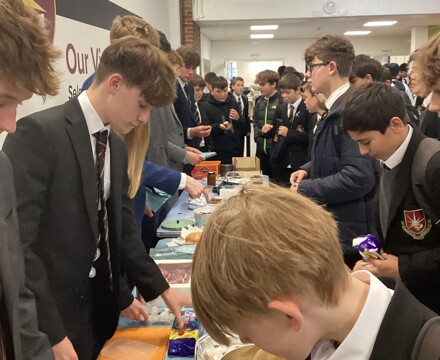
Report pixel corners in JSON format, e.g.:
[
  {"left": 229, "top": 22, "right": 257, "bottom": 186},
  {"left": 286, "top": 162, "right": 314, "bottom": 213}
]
[
  {"left": 4, "top": 36, "right": 190, "bottom": 359},
  {"left": 231, "top": 76, "right": 251, "bottom": 156},
  {"left": 192, "top": 185, "right": 440, "bottom": 360},
  {"left": 291, "top": 35, "right": 375, "bottom": 269},
  {"left": 203, "top": 76, "right": 244, "bottom": 163},
  {"left": 175, "top": 45, "right": 211, "bottom": 150},
  {"left": 0, "top": 0, "right": 60, "bottom": 358},
  {"left": 262, "top": 73, "right": 312, "bottom": 185},
  {"left": 253, "top": 69, "right": 283, "bottom": 176}
]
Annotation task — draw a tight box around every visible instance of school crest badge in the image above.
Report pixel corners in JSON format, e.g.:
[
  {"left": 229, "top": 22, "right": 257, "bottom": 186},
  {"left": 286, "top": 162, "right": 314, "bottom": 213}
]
[{"left": 401, "top": 209, "right": 432, "bottom": 240}]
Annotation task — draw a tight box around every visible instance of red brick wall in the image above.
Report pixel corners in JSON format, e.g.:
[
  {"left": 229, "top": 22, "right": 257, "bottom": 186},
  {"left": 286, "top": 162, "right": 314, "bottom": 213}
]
[{"left": 180, "top": 0, "right": 201, "bottom": 55}]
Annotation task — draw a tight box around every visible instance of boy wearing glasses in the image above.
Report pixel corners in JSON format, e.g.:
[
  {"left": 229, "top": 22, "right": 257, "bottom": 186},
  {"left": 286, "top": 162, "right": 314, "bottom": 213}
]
[{"left": 291, "top": 35, "right": 375, "bottom": 269}]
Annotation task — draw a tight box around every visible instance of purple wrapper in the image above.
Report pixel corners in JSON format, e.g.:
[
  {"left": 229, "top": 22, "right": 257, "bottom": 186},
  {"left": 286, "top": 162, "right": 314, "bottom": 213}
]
[{"left": 352, "top": 234, "right": 384, "bottom": 260}]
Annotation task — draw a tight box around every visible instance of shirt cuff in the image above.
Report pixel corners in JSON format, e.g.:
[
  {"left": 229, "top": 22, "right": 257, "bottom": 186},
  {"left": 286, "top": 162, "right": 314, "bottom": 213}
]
[
  {"left": 179, "top": 173, "right": 187, "bottom": 190},
  {"left": 187, "top": 128, "right": 193, "bottom": 140}
]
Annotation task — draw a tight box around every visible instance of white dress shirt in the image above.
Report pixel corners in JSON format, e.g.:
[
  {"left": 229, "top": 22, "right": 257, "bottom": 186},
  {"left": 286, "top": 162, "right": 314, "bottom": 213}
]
[{"left": 325, "top": 82, "right": 350, "bottom": 111}]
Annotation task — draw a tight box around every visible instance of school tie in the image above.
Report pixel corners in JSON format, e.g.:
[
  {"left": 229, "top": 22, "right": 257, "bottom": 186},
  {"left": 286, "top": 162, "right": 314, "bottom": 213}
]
[
  {"left": 237, "top": 96, "right": 242, "bottom": 115},
  {"left": 93, "top": 130, "right": 112, "bottom": 289},
  {"left": 194, "top": 103, "right": 201, "bottom": 125},
  {"left": 288, "top": 104, "right": 294, "bottom": 121},
  {"left": 183, "top": 83, "right": 191, "bottom": 106}
]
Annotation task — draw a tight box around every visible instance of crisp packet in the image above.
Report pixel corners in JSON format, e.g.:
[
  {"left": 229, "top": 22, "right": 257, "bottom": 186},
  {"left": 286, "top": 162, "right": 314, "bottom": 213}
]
[
  {"left": 352, "top": 234, "right": 384, "bottom": 260},
  {"left": 168, "top": 310, "right": 200, "bottom": 357}
]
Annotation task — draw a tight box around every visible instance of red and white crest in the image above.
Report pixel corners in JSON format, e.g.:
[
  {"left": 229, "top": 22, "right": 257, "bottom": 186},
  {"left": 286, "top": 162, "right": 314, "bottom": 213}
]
[{"left": 401, "top": 209, "right": 432, "bottom": 240}]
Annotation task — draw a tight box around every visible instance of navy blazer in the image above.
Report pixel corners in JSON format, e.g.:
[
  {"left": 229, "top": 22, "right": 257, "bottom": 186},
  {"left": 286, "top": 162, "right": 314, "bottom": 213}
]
[{"left": 173, "top": 81, "right": 200, "bottom": 148}]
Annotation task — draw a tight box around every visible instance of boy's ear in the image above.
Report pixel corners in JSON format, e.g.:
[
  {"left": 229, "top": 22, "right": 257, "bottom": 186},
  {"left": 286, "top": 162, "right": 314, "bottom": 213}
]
[
  {"left": 107, "top": 73, "right": 123, "bottom": 93},
  {"left": 365, "top": 74, "right": 373, "bottom": 83},
  {"left": 389, "top": 116, "right": 405, "bottom": 130},
  {"left": 268, "top": 299, "right": 304, "bottom": 332}
]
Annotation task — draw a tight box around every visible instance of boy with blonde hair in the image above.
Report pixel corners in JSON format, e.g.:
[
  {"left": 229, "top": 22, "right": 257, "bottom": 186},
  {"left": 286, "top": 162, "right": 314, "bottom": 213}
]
[{"left": 192, "top": 185, "right": 440, "bottom": 360}]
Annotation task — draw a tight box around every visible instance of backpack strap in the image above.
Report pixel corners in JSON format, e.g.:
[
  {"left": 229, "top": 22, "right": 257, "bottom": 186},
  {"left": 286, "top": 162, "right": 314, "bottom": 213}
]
[
  {"left": 412, "top": 137, "right": 440, "bottom": 226},
  {"left": 411, "top": 316, "right": 440, "bottom": 360}
]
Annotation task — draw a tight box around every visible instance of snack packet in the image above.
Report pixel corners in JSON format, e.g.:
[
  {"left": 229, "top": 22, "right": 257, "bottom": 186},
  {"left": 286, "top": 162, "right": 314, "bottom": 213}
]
[
  {"left": 352, "top": 234, "right": 384, "bottom": 260},
  {"left": 168, "top": 310, "right": 200, "bottom": 357}
]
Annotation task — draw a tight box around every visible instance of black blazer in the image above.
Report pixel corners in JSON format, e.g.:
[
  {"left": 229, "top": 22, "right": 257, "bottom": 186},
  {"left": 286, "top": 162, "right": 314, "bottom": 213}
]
[
  {"left": 0, "top": 152, "right": 53, "bottom": 360},
  {"left": 379, "top": 127, "right": 440, "bottom": 314},
  {"left": 173, "top": 81, "right": 200, "bottom": 148},
  {"left": 271, "top": 100, "right": 312, "bottom": 170},
  {"left": 3, "top": 98, "right": 169, "bottom": 346},
  {"left": 420, "top": 109, "right": 440, "bottom": 140},
  {"left": 370, "top": 281, "right": 438, "bottom": 360}
]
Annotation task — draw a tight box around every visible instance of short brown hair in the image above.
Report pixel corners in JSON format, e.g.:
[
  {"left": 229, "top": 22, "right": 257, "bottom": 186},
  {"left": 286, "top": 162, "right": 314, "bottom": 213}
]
[
  {"left": 204, "top": 72, "right": 217, "bottom": 84},
  {"left": 351, "top": 54, "right": 383, "bottom": 82},
  {"left": 192, "top": 185, "right": 349, "bottom": 345},
  {"left": 191, "top": 74, "right": 206, "bottom": 88},
  {"left": 278, "top": 73, "right": 301, "bottom": 90},
  {"left": 254, "top": 70, "right": 279, "bottom": 86},
  {"left": 109, "top": 15, "right": 160, "bottom": 47},
  {"left": 305, "top": 35, "right": 355, "bottom": 78},
  {"left": 0, "top": 0, "right": 60, "bottom": 98},
  {"left": 211, "top": 76, "right": 228, "bottom": 90},
  {"left": 412, "top": 33, "right": 440, "bottom": 93},
  {"left": 167, "top": 49, "right": 183, "bottom": 67},
  {"left": 176, "top": 45, "right": 200, "bottom": 68},
  {"left": 231, "top": 76, "right": 244, "bottom": 85},
  {"left": 94, "top": 36, "right": 176, "bottom": 107}
]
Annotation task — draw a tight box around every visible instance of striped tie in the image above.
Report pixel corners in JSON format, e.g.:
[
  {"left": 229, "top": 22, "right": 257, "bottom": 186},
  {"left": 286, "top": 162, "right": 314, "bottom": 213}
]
[{"left": 93, "top": 130, "right": 112, "bottom": 289}]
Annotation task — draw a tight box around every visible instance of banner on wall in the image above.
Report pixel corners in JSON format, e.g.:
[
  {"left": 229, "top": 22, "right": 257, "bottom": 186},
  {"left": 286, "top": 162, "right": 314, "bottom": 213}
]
[{"left": 15, "top": 0, "right": 139, "bottom": 119}]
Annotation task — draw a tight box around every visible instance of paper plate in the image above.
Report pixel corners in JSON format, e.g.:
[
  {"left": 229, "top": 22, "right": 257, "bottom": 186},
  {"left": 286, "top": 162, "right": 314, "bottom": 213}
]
[{"left": 161, "top": 219, "right": 194, "bottom": 231}]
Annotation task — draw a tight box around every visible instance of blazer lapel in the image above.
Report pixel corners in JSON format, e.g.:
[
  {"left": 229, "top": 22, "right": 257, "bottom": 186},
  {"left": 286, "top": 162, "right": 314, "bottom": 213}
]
[
  {"left": 65, "top": 98, "right": 99, "bottom": 242},
  {"left": 171, "top": 104, "right": 183, "bottom": 130},
  {"left": 385, "top": 127, "right": 424, "bottom": 235}
]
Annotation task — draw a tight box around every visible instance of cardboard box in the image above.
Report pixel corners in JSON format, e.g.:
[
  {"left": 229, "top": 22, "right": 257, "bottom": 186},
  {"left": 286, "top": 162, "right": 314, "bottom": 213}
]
[
  {"left": 232, "top": 157, "right": 261, "bottom": 177},
  {"left": 191, "top": 160, "right": 221, "bottom": 180}
]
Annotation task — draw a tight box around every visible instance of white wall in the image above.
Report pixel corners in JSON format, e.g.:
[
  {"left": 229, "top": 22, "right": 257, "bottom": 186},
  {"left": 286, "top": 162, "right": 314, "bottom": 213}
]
[
  {"left": 200, "top": 32, "right": 212, "bottom": 74},
  {"left": 1, "top": 0, "right": 182, "bottom": 147},
  {"left": 209, "top": 35, "right": 410, "bottom": 81}
]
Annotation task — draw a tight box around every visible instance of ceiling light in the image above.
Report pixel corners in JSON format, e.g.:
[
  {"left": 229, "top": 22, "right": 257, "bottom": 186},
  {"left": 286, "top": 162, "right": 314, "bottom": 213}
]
[
  {"left": 364, "top": 21, "right": 397, "bottom": 27},
  {"left": 250, "top": 34, "right": 274, "bottom": 39},
  {"left": 344, "top": 30, "right": 371, "bottom": 36},
  {"left": 250, "top": 25, "right": 278, "bottom": 31}
]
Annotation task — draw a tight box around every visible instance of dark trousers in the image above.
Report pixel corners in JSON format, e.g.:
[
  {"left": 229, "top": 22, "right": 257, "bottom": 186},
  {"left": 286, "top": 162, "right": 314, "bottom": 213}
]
[
  {"left": 258, "top": 153, "right": 272, "bottom": 177},
  {"left": 271, "top": 166, "right": 292, "bottom": 187},
  {"left": 70, "top": 257, "right": 117, "bottom": 360},
  {"left": 344, "top": 253, "right": 362, "bottom": 270}
]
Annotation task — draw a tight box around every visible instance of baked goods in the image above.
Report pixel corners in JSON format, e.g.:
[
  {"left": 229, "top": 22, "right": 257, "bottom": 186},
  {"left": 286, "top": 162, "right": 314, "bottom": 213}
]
[
  {"left": 185, "top": 231, "right": 203, "bottom": 244},
  {"left": 251, "top": 175, "right": 264, "bottom": 184}
]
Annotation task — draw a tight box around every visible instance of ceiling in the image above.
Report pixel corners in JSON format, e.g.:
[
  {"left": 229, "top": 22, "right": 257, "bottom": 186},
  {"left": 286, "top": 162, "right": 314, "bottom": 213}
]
[{"left": 198, "top": 14, "right": 440, "bottom": 41}]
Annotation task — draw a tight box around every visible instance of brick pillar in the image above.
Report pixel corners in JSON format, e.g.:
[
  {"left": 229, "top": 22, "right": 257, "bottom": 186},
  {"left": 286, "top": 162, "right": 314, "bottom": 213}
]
[{"left": 180, "top": 0, "right": 201, "bottom": 55}]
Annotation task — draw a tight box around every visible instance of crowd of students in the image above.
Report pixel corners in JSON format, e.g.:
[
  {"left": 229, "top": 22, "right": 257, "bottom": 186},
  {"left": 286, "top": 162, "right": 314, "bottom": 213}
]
[{"left": 2, "top": 0, "right": 440, "bottom": 358}]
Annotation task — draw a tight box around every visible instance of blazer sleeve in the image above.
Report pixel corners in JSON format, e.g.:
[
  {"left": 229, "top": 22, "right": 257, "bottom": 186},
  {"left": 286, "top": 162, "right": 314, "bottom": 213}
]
[
  {"left": 119, "top": 160, "right": 170, "bottom": 303},
  {"left": 0, "top": 152, "right": 54, "bottom": 359},
  {"left": 142, "top": 161, "right": 180, "bottom": 195},
  {"left": 3, "top": 118, "right": 67, "bottom": 346},
  {"left": 159, "top": 107, "right": 186, "bottom": 164},
  {"left": 298, "top": 132, "right": 375, "bottom": 204}
]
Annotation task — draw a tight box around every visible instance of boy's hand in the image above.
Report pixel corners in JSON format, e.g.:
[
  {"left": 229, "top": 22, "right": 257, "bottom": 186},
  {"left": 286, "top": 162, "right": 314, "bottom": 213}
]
[
  {"left": 261, "top": 124, "right": 273, "bottom": 134},
  {"left": 121, "top": 298, "right": 149, "bottom": 323},
  {"left": 52, "top": 337, "right": 79, "bottom": 360},
  {"left": 353, "top": 253, "right": 400, "bottom": 278},
  {"left": 278, "top": 126, "right": 288, "bottom": 137},
  {"left": 185, "top": 146, "right": 202, "bottom": 154},
  {"left": 185, "top": 151, "right": 205, "bottom": 165},
  {"left": 220, "top": 123, "right": 233, "bottom": 131},
  {"left": 185, "top": 176, "right": 209, "bottom": 202},
  {"left": 161, "top": 288, "right": 192, "bottom": 329},
  {"left": 190, "top": 125, "right": 211, "bottom": 138},
  {"left": 290, "top": 170, "right": 308, "bottom": 191},
  {"left": 229, "top": 109, "right": 240, "bottom": 120}
]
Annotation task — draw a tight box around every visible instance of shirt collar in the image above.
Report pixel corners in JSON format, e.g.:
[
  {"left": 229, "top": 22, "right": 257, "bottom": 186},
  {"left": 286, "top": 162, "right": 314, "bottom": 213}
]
[
  {"left": 311, "top": 271, "right": 393, "bottom": 360},
  {"left": 325, "top": 82, "right": 350, "bottom": 111},
  {"left": 290, "top": 97, "right": 302, "bottom": 109},
  {"left": 382, "top": 125, "right": 413, "bottom": 170},
  {"left": 423, "top": 92, "right": 432, "bottom": 107},
  {"left": 177, "top": 77, "right": 186, "bottom": 90},
  {"left": 77, "top": 91, "right": 110, "bottom": 135}
]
